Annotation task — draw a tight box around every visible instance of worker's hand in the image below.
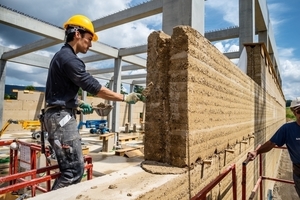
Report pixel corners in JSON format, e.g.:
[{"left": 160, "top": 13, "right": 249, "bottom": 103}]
[
  {"left": 247, "top": 151, "right": 257, "bottom": 161},
  {"left": 79, "top": 101, "right": 93, "bottom": 115},
  {"left": 123, "top": 93, "right": 141, "bottom": 104}
]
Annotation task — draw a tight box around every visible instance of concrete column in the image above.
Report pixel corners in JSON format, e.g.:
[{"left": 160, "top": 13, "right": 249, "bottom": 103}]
[
  {"left": 0, "top": 59, "right": 7, "bottom": 129},
  {"left": 258, "top": 30, "right": 268, "bottom": 49},
  {"left": 162, "top": 0, "right": 205, "bottom": 35},
  {"left": 239, "top": 0, "right": 255, "bottom": 55},
  {"left": 111, "top": 57, "right": 122, "bottom": 132},
  {"left": 79, "top": 91, "right": 87, "bottom": 125},
  {"left": 128, "top": 84, "right": 134, "bottom": 126},
  {"left": 107, "top": 79, "right": 114, "bottom": 131}
]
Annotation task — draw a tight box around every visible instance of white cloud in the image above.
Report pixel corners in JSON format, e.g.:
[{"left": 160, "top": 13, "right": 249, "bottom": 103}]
[
  {"left": 99, "top": 15, "right": 161, "bottom": 48},
  {"left": 213, "top": 42, "right": 225, "bottom": 53},
  {"left": 205, "top": 0, "right": 238, "bottom": 25},
  {"left": 1, "top": 0, "right": 299, "bottom": 101}
]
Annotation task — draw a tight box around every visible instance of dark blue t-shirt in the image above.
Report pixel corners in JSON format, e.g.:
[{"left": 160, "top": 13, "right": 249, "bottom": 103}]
[
  {"left": 270, "top": 121, "right": 300, "bottom": 164},
  {"left": 45, "top": 44, "right": 101, "bottom": 108}
]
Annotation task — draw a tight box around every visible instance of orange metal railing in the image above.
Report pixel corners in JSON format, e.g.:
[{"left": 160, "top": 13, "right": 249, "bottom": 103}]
[
  {"left": 0, "top": 139, "right": 93, "bottom": 197},
  {"left": 192, "top": 164, "right": 237, "bottom": 200},
  {"left": 242, "top": 146, "right": 294, "bottom": 200}
]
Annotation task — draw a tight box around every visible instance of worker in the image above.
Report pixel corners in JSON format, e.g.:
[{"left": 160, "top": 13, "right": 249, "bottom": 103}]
[
  {"left": 247, "top": 97, "right": 300, "bottom": 197},
  {"left": 43, "top": 14, "right": 141, "bottom": 190}
]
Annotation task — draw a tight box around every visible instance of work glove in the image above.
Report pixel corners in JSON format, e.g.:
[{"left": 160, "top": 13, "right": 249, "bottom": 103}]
[
  {"left": 123, "top": 93, "right": 141, "bottom": 104},
  {"left": 78, "top": 101, "right": 93, "bottom": 115}
]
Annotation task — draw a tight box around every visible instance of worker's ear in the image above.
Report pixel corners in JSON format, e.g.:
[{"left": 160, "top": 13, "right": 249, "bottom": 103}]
[{"left": 74, "top": 31, "right": 82, "bottom": 40}]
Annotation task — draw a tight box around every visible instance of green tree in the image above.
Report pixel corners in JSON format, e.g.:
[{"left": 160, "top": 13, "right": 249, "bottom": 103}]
[
  {"left": 286, "top": 107, "right": 296, "bottom": 121},
  {"left": 286, "top": 100, "right": 292, "bottom": 107},
  {"left": 4, "top": 94, "right": 10, "bottom": 99},
  {"left": 25, "top": 85, "right": 35, "bottom": 91},
  {"left": 104, "top": 82, "right": 127, "bottom": 94},
  {"left": 133, "top": 85, "right": 144, "bottom": 94}
]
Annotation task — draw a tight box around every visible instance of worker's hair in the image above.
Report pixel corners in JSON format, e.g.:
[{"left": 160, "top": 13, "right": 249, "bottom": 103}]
[{"left": 65, "top": 27, "right": 88, "bottom": 43}]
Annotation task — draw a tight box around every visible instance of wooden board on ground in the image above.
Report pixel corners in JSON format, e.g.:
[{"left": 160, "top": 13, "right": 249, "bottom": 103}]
[
  {"left": 99, "top": 133, "right": 114, "bottom": 140},
  {"left": 125, "top": 149, "right": 144, "bottom": 158},
  {"left": 118, "top": 135, "right": 139, "bottom": 143},
  {"left": 115, "top": 147, "right": 144, "bottom": 157}
]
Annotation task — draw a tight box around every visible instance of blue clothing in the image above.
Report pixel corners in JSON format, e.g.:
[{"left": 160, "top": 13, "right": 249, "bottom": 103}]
[
  {"left": 270, "top": 121, "right": 300, "bottom": 164},
  {"left": 45, "top": 43, "right": 101, "bottom": 108},
  {"left": 44, "top": 43, "right": 101, "bottom": 190}
]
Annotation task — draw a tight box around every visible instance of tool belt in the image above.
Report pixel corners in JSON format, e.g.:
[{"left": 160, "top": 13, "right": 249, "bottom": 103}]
[
  {"left": 45, "top": 105, "right": 75, "bottom": 112},
  {"left": 44, "top": 105, "right": 80, "bottom": 116}
]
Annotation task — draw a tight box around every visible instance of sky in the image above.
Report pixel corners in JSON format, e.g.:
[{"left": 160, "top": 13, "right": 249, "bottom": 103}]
[{"left": 0, "top": 0, "right": 299, "bottom": 100}]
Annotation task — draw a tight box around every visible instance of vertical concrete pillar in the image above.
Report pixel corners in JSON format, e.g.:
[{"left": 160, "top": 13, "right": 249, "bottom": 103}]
[
  {"left": 79, "top": 91, "right": 87, "bottom": 125},
  {"left": 239, "top": 0, "right": 255, "bottom": 55},
  {"left": 0, "top": 59, "right": 7, "bottom": 129},
  {"left": 258, "top": 30, "right": 268, "bottom": 49},
  {"left": 162, "top": 0, "right": 205, "bottom": 35},
  {"left": 107, "top": 79, "right": 114, "bottom": 131},
  {"left": 128, "top": 84, "right": 134, "bottom": 127},
  {"left": 111, "top": 57, "right": 122, "bottom": 132}
]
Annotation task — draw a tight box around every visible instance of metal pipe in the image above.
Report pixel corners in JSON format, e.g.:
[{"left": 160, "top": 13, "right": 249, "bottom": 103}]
[{"left": 191, "top": 164, "right": 236, "bottom": 200}]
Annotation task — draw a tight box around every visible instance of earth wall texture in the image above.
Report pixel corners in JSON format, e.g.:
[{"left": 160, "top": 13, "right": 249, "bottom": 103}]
[{"left": 143, "top": 26, "right": 285, "bottom": 199}]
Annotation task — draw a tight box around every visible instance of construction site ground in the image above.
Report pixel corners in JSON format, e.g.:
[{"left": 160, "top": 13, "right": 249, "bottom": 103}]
[
  {"left": 0, "top": 128, "right": 152, "bottom": 199},
  {"left": 272, "top": 149, "right": 299, "bottom": 199},
  {"left": 0, "top": 129, "right": 299, "bottom": 199}
]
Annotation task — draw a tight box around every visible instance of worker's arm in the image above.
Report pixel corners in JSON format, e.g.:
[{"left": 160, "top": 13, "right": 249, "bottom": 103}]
[
  {"left": 247, "top": 140, "right": 276, "bottom": 161},
  {"left": 96, "top": 87, "right": 140, "bottom": 104},
  {"left": 96, "top": 86, "right": 123, "bottom": 101}
]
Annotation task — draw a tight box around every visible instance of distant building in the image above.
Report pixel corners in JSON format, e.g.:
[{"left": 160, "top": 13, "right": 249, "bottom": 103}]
[{"left": 5, "top": 85, "right": 45, "bottom": 95}]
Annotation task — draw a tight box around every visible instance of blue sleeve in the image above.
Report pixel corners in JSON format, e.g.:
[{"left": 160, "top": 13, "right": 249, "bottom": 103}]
[
  {"left": 270, "top": 125, "right": 286, "bottom": 147},
  {"left": 64, "top": 57, "right": 101, "bottom": 95}
]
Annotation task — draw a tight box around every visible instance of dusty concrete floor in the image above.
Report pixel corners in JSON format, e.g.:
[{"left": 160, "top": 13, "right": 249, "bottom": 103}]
[
  {"left": 0, "top": 129, "right": 146, "bottom": 198},
  {"left": 272, "top": 149, "right": 299, "bottom": 199},
  {"left": 1, "top": 129, "right": 298, "bottom": 199}
]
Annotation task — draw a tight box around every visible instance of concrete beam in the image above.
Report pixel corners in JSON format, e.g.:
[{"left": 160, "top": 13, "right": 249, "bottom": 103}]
[
  {"left": 122, "top": 55, "right": 146, "bottom": 68},
  {"left": 81, "top": 54, "right": 111, "bottom": 63},
  {"left": 88, "top": 65, "right": 145, "bottom": 75},
  {"left": 0, "top": 46, "right": 50, "bottom": 69},
  {"left": 93, "top": 0, "right": 163, "bottom": 32},
  {"left": 224, "top": 51, "right": 240, "bottom": 59},
  {"left": 112, "top": 73, "right": 147, "bottom": 80},
  {"left": 1, "top": 38, "right": 60, "bottom": 60},
  {"left": 9, "top": 54, "right": 50, "bottom": 69},
  {"left": 0, "top": 6, "right": 145, "bottom": 66},
  {"left": 0, "top": 6, "right": 64, "bottom": 40},
  {"left": 119, "top": 45, "right": 147, "bottom": 57},
  {"left": 205, "top": 27, "right": 239, "bottom": 41},
  {"left": 132, "top": 80, "right": 146, "bottom": 85}
]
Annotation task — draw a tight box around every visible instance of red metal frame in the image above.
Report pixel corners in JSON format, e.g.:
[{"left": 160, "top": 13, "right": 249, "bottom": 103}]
[
  {"left": 0, "top": 139, "right": 93, "bottom": 197},
  {"left": 242, "top": 146, "right": 294, "bottom": 200},
  {"left": 192, "top": 164, "right": 237, "bottom": 200}
]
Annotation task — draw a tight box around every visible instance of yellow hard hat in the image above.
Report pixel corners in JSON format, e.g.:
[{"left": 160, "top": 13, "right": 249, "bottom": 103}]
[{"left": 63, "top": 15, "right": 98, "bottom": 41}]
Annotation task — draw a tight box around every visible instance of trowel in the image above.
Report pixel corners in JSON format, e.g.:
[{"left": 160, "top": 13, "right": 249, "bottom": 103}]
[{"left": 139, "top": 82, "right": 154, "bottom": 102}]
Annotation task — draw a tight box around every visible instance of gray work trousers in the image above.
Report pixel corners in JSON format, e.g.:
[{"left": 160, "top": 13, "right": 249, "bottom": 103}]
[
  {"left": 293, "top": 163, "right": 300, "bottom": 197},
  {"left": 44, "top": 107, "right": 84, "bottom": 190}
]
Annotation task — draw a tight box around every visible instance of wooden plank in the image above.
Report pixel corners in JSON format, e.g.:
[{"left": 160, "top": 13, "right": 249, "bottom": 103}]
[
  {"left": 99, "top": 133, "right": 114, "bottom": 140},
  {"left": 118, "top": 135, "right": 139, "bottom": 142},
  {"left": 115, "top": 147, "right": 137, "bottom": 156},
  {"left": 125, "top": 149, "right": 144, "bottom": 158}
]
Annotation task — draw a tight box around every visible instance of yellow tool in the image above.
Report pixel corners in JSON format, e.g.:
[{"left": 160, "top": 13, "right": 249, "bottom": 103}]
[{"left": 0, "top": 119, "right": 41, "bottom": 139}]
